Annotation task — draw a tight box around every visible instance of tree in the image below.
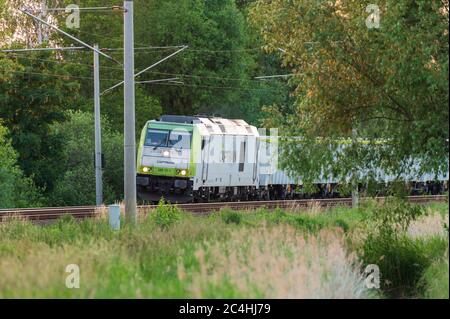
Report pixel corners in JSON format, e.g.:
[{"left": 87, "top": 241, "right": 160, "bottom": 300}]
[
  {"left": 0, "top": 123, "right": 42, "bottom": 208},
  {"left": 0, "top": 50, "right": 81, "bottom": 192},
  {"left": 48, "top": 110, "right": 124, "bottom": 206},
  {"left": 0, "top": 0, "right": 54, "bottom": 46},
  {"left": 101, "top": 86, "right": 162, "bottom": 140},
  {"left": 250, "top": 0, "right": 449, "bottom": 183},
  {"left": 51, "top": 0, "right": 283, "bottom": 124},
  {"left": 132, "top": 0, "right": 272, "bottom": 122}
]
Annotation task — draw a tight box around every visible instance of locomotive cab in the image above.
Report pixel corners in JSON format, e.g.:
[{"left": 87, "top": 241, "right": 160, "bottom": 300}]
[
  {"left": 136, "top": 117, "right": 197, "bottom": 203},
  {"left": 136, "top": 115, "right": 260, "bottom": 203}
]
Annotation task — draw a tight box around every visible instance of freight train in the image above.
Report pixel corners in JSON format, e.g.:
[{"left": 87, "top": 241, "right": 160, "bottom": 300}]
[{"left": 136, "top": 115, "right": 448, "bottom": 203}]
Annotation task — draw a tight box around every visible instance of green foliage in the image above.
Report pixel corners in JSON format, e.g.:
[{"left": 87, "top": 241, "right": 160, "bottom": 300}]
[
  {"left": 359, "top": 198, "right": 441, "bottom": 297},
  {"left": 0, "top": 214, "right": 241, "bottom": 297},
  {"left": 45, "top": 0, "right": 290, "bottom": 126},
  {"left": 371, "top": 197, "right": 425, "bottom": 237},
  {"left": 334, "top": 219, "right": 350, "bottom": 233},
  {"left": 220, "top": 208, "right": 242, "bottom": 225},
  {"left": 292, "top": 215, "right": 328, "bottom": 233},
  {"left": 0, "top": 123, "right": 43, "bottom": 208},
  {"left": 47, "top": 110, "right": 123, "bottom": 206},
  {"left": 294, "top": 216, "right": 325, "bottom": 233},
  {"left": 0, "top": 209, "right": 361, "bottom": 298},
  {"left": 151, "top": 198, "right": 182, "bottom": 229},
  {"left": 250, "top": 0, "right": 449, "bottom": 180},
  {"left": 0, "top": 50, "right": 81, "bottom": 193},
  {"left": 263, "top": 207, "right": 287, "bottom": 224},
  {"left": 0, "top": 0, "right": 47, "bottom": 45},
  {"left": 101, "top": 87, "right": 162, "bottom": 140},
  {"left": 363, "top": 234, "right": 424, "bottom": 297},
  {"left": 420, "top": 251, "right": 449, "bottom": 299},
  {"left": 133, "top": 0, "right": 259, "bottom": 121}
]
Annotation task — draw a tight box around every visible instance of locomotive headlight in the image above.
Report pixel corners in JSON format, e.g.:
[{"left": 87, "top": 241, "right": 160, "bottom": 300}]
[
  {"left": 180, "top": 169, "right": 187, "bottom": 176},
  {"left": 142, "top": 166, "right": 150, "bottom": 173},
  {"left": 163, "top": 150, "right": 170, "bottom": 157}
]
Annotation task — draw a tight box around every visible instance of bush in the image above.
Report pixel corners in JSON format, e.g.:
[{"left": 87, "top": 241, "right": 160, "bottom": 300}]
[
  {"left": 359, "top": 197, "right": 435, "bottom": 297},
  {"left": 362, "top": 234, "right": 428, "bottom": 297},
  {"left": 48, "top": 111, "right": 124, "bottom": 206},
  {"left": 0, "top": 124, "right": 43, "bottom": 208},
  {"left": 220, "top": 208, "right": 242, "bottom": 225},
  {"left": 371, "top": 197, "right": 425, "bottom": 236},
  {"left": 152, "top": 198, "right": 182, "bottom": 229}
]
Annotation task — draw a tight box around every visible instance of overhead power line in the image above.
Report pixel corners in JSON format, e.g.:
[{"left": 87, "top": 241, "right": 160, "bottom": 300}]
[
  {"left": 255, "top": 74, "right": 295, "bottom": 80},
  {"left": 136, "top": 77, "right": 180, "bottom": 84},
  {"left": 3, "top": 69, "right": 120, "bottom": 81},
  {"left": 1, "top": 45, "right": 264, "bottom": 55},
  {"left": 101, "top": 45, "right": 188, "bottom": 95},
  {"left": 0, "top": 46, "right": 85, "bottom": 53},
  {"left": 18, "top": 8, "right": 120, "bottom": 64},
  {"left": 186, "top": 48, "right": 261, "bottom": 53},
  {"left": 140, "top": 70, "right": 294, "bottom": 84},
  {"left": 139, "top": 81, "right": 283, "bottom": 93},
  {"left": 1, "top": 53, "right": 123, "bottom": 70},
  {"left": 102, "top": 45, "right": 185, "bottom": 52},
  {"left": 25, "top": 6, "right": 125, "bottom": 12}
]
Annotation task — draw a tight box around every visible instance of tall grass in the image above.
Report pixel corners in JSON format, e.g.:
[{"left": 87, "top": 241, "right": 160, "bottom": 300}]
[
  {"left": 0, "top": 216, "right": 229, "bottom": 298},
  {"left": 179, "top": 225, "right": 369, "bottom": 298},
  {"left": 0, "top": 201, "right": 447, "bottom": 298},
  {"left": 420, "top": 249, "right": 449, "bottom": 299},
  {"left": 408, "top": 212, "right": 449, "bottom": 239},
  {"left": 357, "top": 198, "right": 449, "bottom": 298}
]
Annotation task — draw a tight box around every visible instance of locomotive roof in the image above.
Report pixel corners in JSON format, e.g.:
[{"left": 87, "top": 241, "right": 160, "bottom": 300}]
[
  {"left": 159, "top": 115, "right": 200, "bottom": 124},
  {"left": 157, "top": 115, "right": 259, "bottom": 136}
]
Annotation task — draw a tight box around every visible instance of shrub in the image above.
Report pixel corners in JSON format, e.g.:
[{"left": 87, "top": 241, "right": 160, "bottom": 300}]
[
  {"left": 220, "top": 208, "right": 242, "bottom": 225},
  {"left": 371, "top": 197, "right": 425, "bottom": 237},
  {"left": 359, "top": 197, "right": 434, "bottom": 297},
  {"left": 362, "top": 234, "right": 429, "bottom": 297},
  {"left": 0, "top": 124, "right": 43, "bottom": 208},
  {"left": 152, "top": 198, "right": 182, "bottom": 229},
  {"left": 48, "top": 111, "right": 124, "bottom": 206}
]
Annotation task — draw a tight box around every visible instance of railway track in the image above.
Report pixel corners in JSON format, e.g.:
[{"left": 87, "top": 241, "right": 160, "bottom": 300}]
[
  {"left": 0, "top": 206, "right": 96, "bottom": 222},
  {"left": 0, "top": 195, "right": 446, "bottom": 223}
]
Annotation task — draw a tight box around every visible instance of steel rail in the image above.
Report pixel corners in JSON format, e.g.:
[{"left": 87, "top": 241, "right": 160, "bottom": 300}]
[{"left": 0, "top": 195, "right": 446, "bottom": 223}]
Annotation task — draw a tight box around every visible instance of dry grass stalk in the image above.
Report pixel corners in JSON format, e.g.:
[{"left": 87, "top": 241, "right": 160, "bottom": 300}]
[
  {"left": 94, "top": 205, "right": 108, "bottom": 220},
  {"left": 408, "top": 212, "right": 449, "bottom": 239},
  {"left": 180, "top": 225, "right": 368, "bottom": 298}
]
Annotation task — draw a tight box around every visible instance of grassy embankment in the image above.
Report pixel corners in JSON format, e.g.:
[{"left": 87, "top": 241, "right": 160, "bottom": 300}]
[{"left": 0, "top": 199, "right": 448, "bottom": 298}]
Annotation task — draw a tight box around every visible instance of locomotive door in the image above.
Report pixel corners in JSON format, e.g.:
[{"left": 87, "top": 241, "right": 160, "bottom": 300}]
[
  {"left": 253, "top": 137, "right": 260, "bottom": 183},
  {"left": 202, "top": 136, "right": 211, "bottom": 183}
]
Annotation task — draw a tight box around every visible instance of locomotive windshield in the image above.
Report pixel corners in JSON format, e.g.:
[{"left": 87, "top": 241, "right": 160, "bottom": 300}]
[
  {"left": 168, "top": 130, "right": 191, "bottom": 149},
  {"left": 145, "top": 129, "right": 169, "bottom": 148},
  {"left": 145, "top": 128, "right": 191, "bottom": 149}
]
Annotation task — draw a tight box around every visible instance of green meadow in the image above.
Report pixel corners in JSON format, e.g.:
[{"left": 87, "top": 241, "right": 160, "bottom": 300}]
[{"left": 0, "top": 199, "right": 448, "bottom": 299}]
